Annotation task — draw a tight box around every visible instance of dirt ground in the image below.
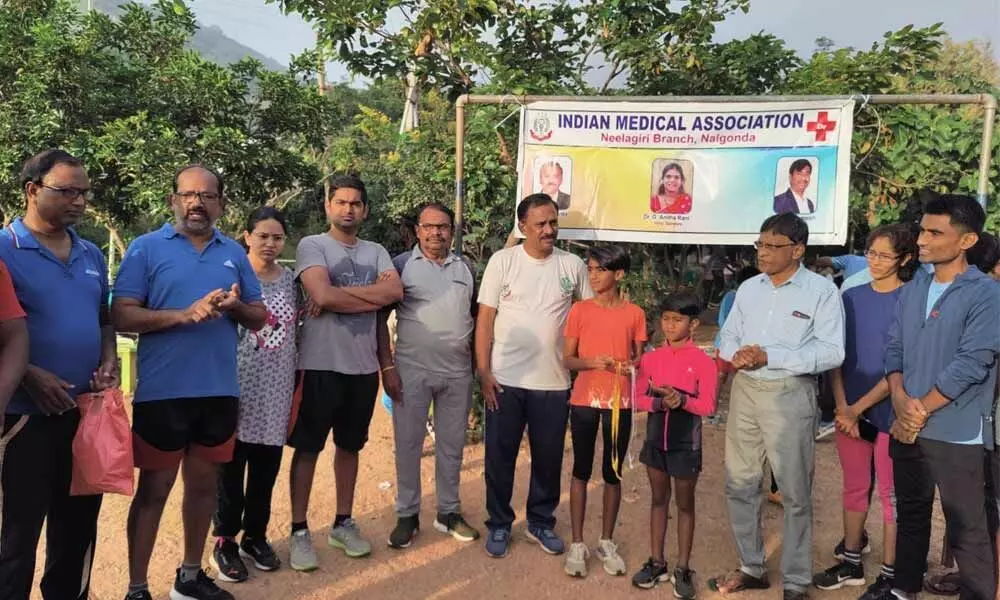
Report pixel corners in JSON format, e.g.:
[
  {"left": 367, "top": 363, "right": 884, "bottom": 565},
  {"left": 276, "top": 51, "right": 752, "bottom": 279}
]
[{"left": 32, "top": 373, "right": 954, "bottom": 600}]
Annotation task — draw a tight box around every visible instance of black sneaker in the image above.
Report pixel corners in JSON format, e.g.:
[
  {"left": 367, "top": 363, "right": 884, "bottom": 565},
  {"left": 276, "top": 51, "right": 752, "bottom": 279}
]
[
  {"left": 434, "top": 512, "right": 481, "bottom": 542},
  {"left": 240, "top": 536, "right": 281, "bottom": 571},
  {"left": 833, "top": 531, "right": 871, "bottom": 561},
  {"left": 388, "top": 515, "right": 419, "bottom": 549},
  {"left": 671, "top": 567, "right": 697, "bottom": 599},
  {"left": 859, "top": 574, "right": 894, "bottom": 600},
  {"left": 124, "top": 591, "right": 154, "bottom": 600},
  {"left": 209, "top": 539, "right": 248, "bottom": 583},
  {"left": 170, "top": 568, "right": 234, "bottom": 600},
  {"left": 813, "top": 561, "right": 865, "bottom": 590},
  {"left": 632, "top": 557, "right": 669, "bottom": 589}
]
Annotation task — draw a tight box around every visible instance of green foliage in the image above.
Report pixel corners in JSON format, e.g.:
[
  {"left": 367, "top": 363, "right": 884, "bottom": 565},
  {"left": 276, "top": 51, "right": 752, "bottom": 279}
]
[{"left": 0, "top": 0, "right": 341, "bottom": 252}]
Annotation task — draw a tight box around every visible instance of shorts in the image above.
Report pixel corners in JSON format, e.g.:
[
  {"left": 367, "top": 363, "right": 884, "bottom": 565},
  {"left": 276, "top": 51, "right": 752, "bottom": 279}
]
[
  {"left": 287, "top": 370, "right": 380, "bottom": 453},
  {"left": 639, "top": 442, "right": 701, "bottom": 479},
  {"left": 132, "top": 396, "right": 239, "bottom": 471},
  {"left": 570, "top": 406, "right": 632, "bottom": 484}
]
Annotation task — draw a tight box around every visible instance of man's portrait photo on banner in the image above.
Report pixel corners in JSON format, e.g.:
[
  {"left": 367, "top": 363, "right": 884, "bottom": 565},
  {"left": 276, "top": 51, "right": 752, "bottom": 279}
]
[
  {"left": 649, "top": 158, "right": 694, "bottom": 215},
  {"left": 524, "top": 155, "right": 573, "bottom": 212},
  {"left": 773, "top": 156, "right": 819, "bottom": 215}
]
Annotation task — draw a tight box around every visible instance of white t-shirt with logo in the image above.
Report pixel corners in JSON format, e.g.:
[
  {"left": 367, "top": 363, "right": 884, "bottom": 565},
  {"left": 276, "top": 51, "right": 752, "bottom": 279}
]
[{"left": 478, "top": 245, "right": 593, "bottom": 391}]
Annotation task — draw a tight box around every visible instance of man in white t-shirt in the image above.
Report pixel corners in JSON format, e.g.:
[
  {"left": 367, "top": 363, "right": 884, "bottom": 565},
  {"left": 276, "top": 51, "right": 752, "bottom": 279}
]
[{"left": 475, "top": 194, "right": 593, "bottom": 559}]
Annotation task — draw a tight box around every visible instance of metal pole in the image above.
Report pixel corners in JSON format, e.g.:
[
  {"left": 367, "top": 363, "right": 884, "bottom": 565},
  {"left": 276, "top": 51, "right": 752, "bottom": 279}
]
[
  {"left": 977, "top": 95, "right": 997, "bottom": 209},
  {"left": 454, "top": 97, "right": 467, "bottom": 257}
]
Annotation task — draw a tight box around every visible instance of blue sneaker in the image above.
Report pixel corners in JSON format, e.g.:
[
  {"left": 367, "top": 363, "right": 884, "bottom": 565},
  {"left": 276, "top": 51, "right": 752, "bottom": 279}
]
[
  {"left": 526, "top": 525, "right": 565, "bottom": 555},
  {"left": 485, "top": 527, "right": 511, "bottom": 558}
]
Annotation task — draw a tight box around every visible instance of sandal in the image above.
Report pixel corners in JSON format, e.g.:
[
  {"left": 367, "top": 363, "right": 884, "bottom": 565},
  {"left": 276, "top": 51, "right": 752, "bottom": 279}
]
[
  {"left": 924, "top": 571, "right": 961, "bottom": 596},
  {"left": 708, "top": 569, "right": 770, "bottom": 594}
]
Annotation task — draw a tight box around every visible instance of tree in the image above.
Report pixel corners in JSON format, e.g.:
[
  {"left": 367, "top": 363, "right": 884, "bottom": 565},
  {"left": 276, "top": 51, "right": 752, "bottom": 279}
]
[{"left": 0, "top": 0, "right": 342, "bottom": 254}]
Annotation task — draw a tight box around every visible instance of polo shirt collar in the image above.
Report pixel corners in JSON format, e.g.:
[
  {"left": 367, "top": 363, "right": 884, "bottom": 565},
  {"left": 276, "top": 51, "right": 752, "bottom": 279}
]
[
  {"left": 663, "top": 339, "right": 698, "bottom": 353},
  {"left": 8, "top": 217, "right": 82, "bottom": 251},
  {"left": 159, "top": 222, "right": 223, "bottom": 245},
  {"left": 410, "top": 243, "right": 458, "bottom": 266}
]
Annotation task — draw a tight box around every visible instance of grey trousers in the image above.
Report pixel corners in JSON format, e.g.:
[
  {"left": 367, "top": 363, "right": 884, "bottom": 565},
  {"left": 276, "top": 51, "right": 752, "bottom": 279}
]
[
  {"left": 724, "top": 372, "right": 818, "bottom": 593},
  {"left": 393, "top": 364, "right": 474, "bottom": 517}
]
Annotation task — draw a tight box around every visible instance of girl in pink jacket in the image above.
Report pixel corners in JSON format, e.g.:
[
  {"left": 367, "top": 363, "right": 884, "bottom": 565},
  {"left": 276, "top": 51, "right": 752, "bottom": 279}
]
[{"left": 630, "top": 293, "right": 718, "bottom": 598}]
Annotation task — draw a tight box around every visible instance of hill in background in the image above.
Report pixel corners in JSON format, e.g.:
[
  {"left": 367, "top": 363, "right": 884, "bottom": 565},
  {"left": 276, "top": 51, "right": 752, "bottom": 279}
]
[{"left": 88, "top": 0, "right": 287, "bottom": 71}]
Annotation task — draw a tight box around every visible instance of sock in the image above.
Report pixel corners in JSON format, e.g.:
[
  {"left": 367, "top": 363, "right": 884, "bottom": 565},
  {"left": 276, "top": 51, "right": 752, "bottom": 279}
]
[
  {"left": 881, "top": 564, "right": 895, "bottom": 579},
  {"left": 127, "top": 583, "right": 149, "bottom": 598},
  {"left": 179, "top": 563, "right": 200, "bottom": 583},
  {"left": 842, "top": 549, "right": 862, "bottom": 566},
  {"left": 334, "top": 514, "right": 351, "bottom": 528},
  {"left": 291, "top": 520, "right": 308, "bottom": 534}
]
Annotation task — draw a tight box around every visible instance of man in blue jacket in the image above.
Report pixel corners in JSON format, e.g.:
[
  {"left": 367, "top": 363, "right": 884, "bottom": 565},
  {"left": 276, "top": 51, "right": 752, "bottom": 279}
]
[{"left": 885, "top": 194, "right": 999, "bottom": 600}]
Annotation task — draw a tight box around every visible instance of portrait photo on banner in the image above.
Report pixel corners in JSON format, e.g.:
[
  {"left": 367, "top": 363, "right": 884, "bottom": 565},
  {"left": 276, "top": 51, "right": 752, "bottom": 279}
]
[
  {"left": 523, "top": 155, "right": 573, "bottom": 212},
  {"left": 649, "top": 158, "right": 694, "bottom": 215},
  {"left": 773, "top": 156, "right": 819, "bottom": 215}
]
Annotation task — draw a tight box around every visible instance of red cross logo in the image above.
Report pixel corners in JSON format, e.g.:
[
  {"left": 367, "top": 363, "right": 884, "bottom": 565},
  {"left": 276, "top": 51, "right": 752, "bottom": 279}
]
[{"left": 806, "top": 111, "right": 837, "bottom": 142}]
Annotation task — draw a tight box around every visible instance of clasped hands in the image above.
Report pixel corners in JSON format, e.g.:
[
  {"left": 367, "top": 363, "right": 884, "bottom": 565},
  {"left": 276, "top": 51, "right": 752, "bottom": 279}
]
[
  {"left": 731, "top": 345, "right": 767, "bottom": 370},
  {"left": 587, "top": 355, "right": 635, "bottom": 377},
  {"left": 647, "top": 380, "right": 683, "bottom": 411},
  {"left": 889, "top": 394, "right": 928, "bottom": 444}
]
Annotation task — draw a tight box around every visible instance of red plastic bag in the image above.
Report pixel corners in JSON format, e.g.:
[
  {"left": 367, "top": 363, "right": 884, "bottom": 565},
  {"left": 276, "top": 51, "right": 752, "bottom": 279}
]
[{"left": 71, "top": 389, "right": 134, "bottom": 496}]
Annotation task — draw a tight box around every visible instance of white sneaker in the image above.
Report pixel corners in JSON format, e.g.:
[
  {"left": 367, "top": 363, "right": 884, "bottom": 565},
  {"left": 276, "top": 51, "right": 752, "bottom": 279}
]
[
  {"left": 596, "top": 538, "right": 626, "bottom": 576},
  {"left": 564, "top": 542, "right": 589, "bottom": 577},
  {"left": 289, "top": 529, "right": 319, "bottom": 572}
]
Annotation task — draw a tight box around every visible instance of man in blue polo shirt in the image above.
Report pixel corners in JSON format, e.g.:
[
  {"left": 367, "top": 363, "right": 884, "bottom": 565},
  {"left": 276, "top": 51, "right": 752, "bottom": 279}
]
[
  {"left": 113, "top": 165, "right": 266, "bottom": 600},
  {"left": 0, "top": 149, "right": 117, "bottom": 600}
]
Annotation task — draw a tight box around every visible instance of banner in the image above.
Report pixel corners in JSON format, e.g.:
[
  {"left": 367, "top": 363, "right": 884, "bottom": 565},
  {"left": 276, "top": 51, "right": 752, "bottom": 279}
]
[{"left": 515, "top": 99, "right": 855, "bottom": 245}]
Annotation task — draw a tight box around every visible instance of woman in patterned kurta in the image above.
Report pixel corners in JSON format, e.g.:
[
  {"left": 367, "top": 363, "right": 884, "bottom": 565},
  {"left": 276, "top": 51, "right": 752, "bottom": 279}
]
[{"left": 211, "top": 207, "right": 297, "bottom": 582}]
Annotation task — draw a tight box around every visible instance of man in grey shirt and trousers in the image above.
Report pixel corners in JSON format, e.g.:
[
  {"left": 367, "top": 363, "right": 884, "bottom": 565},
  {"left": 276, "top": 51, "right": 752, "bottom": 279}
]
[
  {"left": 712, "top": 213, "right": 845, "bottom": 600},
  {"left": 387, "top": 202, "right": 481, "bottom": 549}
]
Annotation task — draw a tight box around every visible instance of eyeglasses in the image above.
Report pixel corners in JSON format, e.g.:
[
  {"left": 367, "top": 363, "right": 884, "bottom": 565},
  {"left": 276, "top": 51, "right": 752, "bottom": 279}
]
[
  {"left": 753, "top": 241, "right": 798, "bottom": 251},
  {"left": 39, "top": 184, "right": 91, "bottom": 201},
  {"left": 864, "top": 249, "right": 900, "bottom": 262},
  {"left": 252, "top": 232, "right": 286, "bottom": 243},
  {"left": 175, "top": 191, "right": 222, "bottom": 204},
  {"left": 418, "top": 223, "right": 452, "bottom": 232}
]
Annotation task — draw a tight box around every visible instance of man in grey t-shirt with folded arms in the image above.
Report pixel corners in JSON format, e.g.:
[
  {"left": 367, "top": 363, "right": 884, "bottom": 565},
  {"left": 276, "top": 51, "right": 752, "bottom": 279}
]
[{"left": 288, "top": 175, "right": 403, "bottom": 571}]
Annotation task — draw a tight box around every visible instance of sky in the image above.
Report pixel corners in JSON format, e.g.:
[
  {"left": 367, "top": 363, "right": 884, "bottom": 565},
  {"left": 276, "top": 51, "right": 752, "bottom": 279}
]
[{"left": 188, "top": 0, "right": 1000, "bottom": 83}]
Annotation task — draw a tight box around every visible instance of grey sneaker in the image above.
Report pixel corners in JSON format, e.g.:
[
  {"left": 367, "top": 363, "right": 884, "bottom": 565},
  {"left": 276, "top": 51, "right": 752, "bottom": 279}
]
[
  {"left": 329, "top": 518, "right": 372, "bottom": 558},
  {"left": 564, "top": 542, "right": 589, "bottom": 577},
  {"left": 672, "top": 567, "right": 697, "bottom": 599},
  {"left": 596, "top": 538, "right": 626, "bottom": 576},
  {"left": 289, "top": 530, "right": 319, "bottom": 572}
]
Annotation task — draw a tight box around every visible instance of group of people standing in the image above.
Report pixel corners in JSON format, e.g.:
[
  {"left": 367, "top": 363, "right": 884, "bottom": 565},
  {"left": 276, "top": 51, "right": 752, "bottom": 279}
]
[{"left": 0, "top": 146, "right": 998, "bottom": 600}]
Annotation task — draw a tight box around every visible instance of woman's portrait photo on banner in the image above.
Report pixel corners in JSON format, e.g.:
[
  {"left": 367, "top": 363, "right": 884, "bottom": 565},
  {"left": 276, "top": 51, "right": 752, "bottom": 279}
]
[
  {"left": 773, "top": 156, "right": 819, "bottom": 215},
  {"left": 649, "top": 158, "right": 694, "bottom": 215},
  {"left": 522, "top": 155, "right": 573, "bottom": 212}
]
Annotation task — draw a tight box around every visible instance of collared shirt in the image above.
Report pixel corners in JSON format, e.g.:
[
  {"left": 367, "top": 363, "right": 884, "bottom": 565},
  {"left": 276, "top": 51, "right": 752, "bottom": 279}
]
[
  {"left": 392, "top": 245, "right": 475, "bottom": 377},
  {"left": 792, "top": 190, "right": 812, "bottom": 214},
  {"left": 113, "top": 223, "right": 262, "bottom": 403},
  {"left": 719, "top": 264, "right": 845, "bottom": 380},
  {"left": 0, "top": 218, "right": 108, "bottom": 414}
]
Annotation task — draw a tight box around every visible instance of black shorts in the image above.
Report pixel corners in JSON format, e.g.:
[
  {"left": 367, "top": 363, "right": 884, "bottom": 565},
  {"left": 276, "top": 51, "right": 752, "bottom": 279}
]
[
  {"left": 287, "top": 370, "right": 380, "bottom": 453},
  {"left": 639, "top": 442, "right": 701, "bottom": 479},
  {"left": 132, "top": 396, "right": 239, "bottom": 470},
  {"left": 570, "top": 406, "right": 632, "bottom": 484}
]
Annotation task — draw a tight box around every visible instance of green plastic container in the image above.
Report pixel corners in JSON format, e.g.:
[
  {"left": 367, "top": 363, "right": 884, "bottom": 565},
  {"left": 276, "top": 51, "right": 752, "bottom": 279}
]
[{"left": 116, "top": 336, "right": 137, "bottom": 397}]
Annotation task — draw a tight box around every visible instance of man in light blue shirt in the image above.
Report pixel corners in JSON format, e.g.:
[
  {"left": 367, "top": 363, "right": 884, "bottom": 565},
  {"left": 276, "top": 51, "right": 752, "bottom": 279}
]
[
  {"left": 710, "top": 213, "right": 844, "bottom": 600},
  {"left": 816, "top": 253, "right": 868, "bottom": 280}
]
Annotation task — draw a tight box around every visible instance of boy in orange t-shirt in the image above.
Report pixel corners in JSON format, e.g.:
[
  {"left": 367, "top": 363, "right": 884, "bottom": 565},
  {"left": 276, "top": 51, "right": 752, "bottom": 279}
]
[{"left": 562, "top": 246, "right": 647, "bottom": 578}]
